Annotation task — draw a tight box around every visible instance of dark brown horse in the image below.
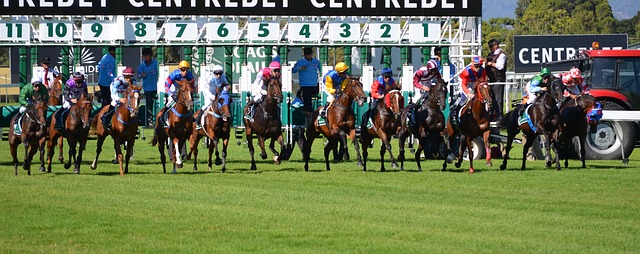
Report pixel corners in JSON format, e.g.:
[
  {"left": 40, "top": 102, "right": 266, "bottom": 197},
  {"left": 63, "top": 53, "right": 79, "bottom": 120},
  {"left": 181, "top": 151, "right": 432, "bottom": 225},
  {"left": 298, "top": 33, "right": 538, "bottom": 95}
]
[
  {"left": 48, "top": 77, "right": 63, "bottom": 106},
  {"left": 91, "top": 82, "right": 142, "bottom": 175},
  {"left": 243, "top": 78, "right": 292, "bottom": 170},
  {"left": 446, "top": 82, "right": 493, "bottom": 173},
  {"left": 151, "top": 79, "right": 194, "bottom": 173},
  {"left": 9, "top": 94, "right": 48, "bottom": 175},
  {"left": 188, "top": 91, "right": 232, "bottom": 172},
  {"left": 557, "top": 94, "right": 597, "bottom": 169},
  {"left": 360, "top": 90, "right": 404, "bottom": 171},
  {"left": 302, "top": 78, "right": 366, "bottom": 171},
  {"left": 398, "top": 77, "right": 449, "bottom": 171},
  {"left": 46, "top": 93, "right": 93, "bottom": 173},
  {"left": 499, "top": 91, "right": 561, "bottom": 170}
]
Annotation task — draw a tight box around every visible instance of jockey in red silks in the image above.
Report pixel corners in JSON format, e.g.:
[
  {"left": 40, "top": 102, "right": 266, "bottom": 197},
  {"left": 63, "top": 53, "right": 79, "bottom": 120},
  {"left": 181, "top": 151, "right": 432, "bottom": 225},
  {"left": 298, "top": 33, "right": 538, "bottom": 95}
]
[
  {"left": 450, "top": 56, "right": 488, "bottom": 124},
  {"left": 362, "top": 68, "right": 399, "bottom": 125}
]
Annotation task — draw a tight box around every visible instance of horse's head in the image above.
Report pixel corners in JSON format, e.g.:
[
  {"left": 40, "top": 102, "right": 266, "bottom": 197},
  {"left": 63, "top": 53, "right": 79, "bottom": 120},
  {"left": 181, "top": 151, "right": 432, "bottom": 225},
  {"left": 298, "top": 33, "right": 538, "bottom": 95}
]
[
  {"left": 431, "top": 77, "right": 448, "bottom": 111},
  {"left": 176, "top": 79, "right": 194, "bottom": 111},
  {"left": 475, "top": 82, "right": 493, "bottom": 111},
  {"left": 75, "top": 93, "right": 93, "bottom": 129},
  {"left": 215, "top": 92, "right": 232, "bottom": 122},
  {"left": 346, "top": 77, "right": 366, "bottom": 106},
  {"left": 267, "top": 78, "right": 283, "bottom": 104},
  {"left": 126, "top": 82, "right": 142, "bottom": 118},
  {"left": 27, "top": 94, "right": 47, "bottom": 127},
  {"left": 549, "top": 79, "right": 564, "bottom": 107},
  {"left": 386, "top": 90, "right": 404, "bottom": 118}
]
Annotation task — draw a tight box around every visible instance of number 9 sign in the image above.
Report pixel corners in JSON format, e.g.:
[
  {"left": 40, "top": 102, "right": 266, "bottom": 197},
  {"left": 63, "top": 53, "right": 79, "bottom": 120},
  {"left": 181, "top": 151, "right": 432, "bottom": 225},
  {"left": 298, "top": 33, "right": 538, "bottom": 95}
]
[{"left": 82, "top": 21, "right": 114, "bottom": 41}]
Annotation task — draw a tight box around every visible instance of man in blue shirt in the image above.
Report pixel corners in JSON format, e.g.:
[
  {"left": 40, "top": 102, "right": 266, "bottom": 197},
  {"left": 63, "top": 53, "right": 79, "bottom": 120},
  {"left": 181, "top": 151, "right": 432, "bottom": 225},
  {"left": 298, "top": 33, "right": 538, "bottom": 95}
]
[
  {"left": 137, "top": 47, "right": 159, "bottom": 127},
  {"left": 98, "top": 46, "right": 116, "bottom": 108},
  {"left": 291, "top": 47, "right": 321, "bottom": 113}
]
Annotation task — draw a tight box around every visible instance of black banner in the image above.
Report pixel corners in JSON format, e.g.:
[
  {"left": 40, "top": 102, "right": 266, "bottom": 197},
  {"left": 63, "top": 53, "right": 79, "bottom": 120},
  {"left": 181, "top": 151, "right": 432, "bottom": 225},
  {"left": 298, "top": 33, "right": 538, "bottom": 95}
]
[
  {"left": 514, "top": 34, "right": 628, "bottom": 73},
  {"left": 0, "top": 0, "right": 481, "bottom": 16}
]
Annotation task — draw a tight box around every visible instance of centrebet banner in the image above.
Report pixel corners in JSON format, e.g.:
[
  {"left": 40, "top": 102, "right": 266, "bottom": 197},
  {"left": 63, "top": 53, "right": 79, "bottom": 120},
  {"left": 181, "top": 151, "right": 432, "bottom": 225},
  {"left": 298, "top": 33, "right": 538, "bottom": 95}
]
[
  {"left": 514, "top": 34, "right": 628, "bottom": 73},
  {"left": 0, "top": 0, "right": 481, "bottom": 16}
]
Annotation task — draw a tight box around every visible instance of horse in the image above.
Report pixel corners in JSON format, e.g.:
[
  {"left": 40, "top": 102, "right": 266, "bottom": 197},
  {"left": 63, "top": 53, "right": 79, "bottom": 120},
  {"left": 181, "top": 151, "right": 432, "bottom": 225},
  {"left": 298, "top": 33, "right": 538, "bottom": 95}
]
[
  {"left": 243, "top": 77, "right": 293, "bottom": 170},
  {"left": 360, "top": 89, "right": 404, "bottom": 172},
  {"left": 46, "top": 93, "right": 93, "bottom": 174},
  {"left": 48, "top": 77, "right": 63, "bottom": 106},
  {"left": 445, "top": 82, "right": 494, "bottom": 173},
  {"left": 151, "top": 79, "right": 194, "bottom": 174},
  {"left": 397, "top": 77, "right": 449, "bottom": 172},
  {"left": 499, "top": 90, "right": 561, "bottom": 171},
  {"left": 302, "top": 78, "right": 367, "bottom": 171},
  {"left": 557, "top": 94, "right": 597, "bottom": 169},
  {"left": 91, "top": 82, "right": 142, "bottom": 175},
  {"left": 8, "top": 94, "right": 48, "bottom": 175},
  {"left": 187, "top": 91, "right": 232, "bottom": 172}
]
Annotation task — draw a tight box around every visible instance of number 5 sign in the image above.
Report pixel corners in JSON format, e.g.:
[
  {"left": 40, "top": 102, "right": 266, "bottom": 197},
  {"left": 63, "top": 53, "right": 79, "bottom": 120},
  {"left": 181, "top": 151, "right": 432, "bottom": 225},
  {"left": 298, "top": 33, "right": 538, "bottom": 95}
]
[{"left": 246, "top": 21, "right": 279, "bottom": 42}]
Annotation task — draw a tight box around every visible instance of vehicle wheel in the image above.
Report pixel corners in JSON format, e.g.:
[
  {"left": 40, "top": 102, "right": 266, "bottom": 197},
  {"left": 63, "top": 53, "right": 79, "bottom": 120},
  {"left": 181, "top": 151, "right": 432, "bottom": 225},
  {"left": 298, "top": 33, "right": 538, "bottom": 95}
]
[
  {"left": 462, "top": 137, "right": 485, "bottom": 161},
  {"left": 585, "top": 102, "right": 636, "bottom": 160}
]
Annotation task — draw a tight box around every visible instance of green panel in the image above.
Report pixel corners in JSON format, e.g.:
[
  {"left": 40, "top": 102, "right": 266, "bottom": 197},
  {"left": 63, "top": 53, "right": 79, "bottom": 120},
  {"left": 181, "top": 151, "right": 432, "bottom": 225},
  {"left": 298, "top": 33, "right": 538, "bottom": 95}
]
[{"left": 281, "top": 92, "right": 291, "bottom": 125}]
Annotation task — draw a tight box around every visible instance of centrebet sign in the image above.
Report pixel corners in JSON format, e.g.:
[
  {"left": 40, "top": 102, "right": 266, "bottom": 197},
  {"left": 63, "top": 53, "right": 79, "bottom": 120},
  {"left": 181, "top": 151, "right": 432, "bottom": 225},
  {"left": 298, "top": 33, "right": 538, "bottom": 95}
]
[
  {"left": 514, "top": 34, "right": 628, "bottom": 73},
  {"left": 0, "top": 0, "right": 481, "bottom": 16}
]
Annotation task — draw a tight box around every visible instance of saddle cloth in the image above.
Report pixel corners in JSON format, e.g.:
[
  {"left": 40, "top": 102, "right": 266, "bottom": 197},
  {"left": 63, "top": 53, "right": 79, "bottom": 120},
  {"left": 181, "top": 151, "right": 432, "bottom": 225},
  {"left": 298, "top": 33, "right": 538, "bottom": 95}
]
[{"left": 518, "top": 104, "right": 537, "bottom": 133}]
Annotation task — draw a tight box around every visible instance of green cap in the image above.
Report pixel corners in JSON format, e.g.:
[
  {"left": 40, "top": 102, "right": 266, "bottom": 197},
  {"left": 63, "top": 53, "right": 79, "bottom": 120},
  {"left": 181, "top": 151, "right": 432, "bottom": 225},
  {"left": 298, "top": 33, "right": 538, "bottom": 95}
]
[{"left": 540, "top": 67, "right": 551, "bottom": 75}]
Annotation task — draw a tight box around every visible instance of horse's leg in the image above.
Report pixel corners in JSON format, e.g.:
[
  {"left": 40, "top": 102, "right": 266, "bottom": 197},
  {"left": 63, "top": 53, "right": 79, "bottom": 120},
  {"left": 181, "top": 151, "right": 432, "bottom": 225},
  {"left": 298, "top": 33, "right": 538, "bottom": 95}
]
[
  {"left": 274, "top": 135, "right": 286, "bottom": 165},
  {"left": 25, "top": 141, "right": 40, "bottom": 175},
  {"left": 303, "top": 128, "right": 316, "bottom": 171},
  {"left": 361, "top": 132, "right": 369, "bottom": 172},
  {"left": 246, "top": 129, "right": 257, "bottom": 171},
  {"left": 257, "top": 136, "right": 268, "bottom": 160},
  {"left": 190, "top": 133, "right": 202, "bottom": 172},
  {"left": 413, "top": 138, "right": 425, "bottom": 172},
  {"left": 521, "top": 134, "right": 536, "bottom": 171},
  {"left": 124, "top": 139, "right": 134, "bottom": 175},
  {"left": 579, "top": 134, "right": 587, "bottom": 169},
  {"left": 397, "top": 130, "right": 407, "bottom": 170},
  {"left": 340, "top": 131, "right": 350, "bottom": 161},
  {"left": 113, "top": 138, "right": 124, "bottom": 176},
  {"left": 38, "top": 137, "right": 47, "bottom": 173},
  {"left": 379, "top": 132, "right": 398, "bottom": 169},
  {"left": 207, "top": 139, "right": 215, "bottom": 171},
  {"left": 500, "top": 131, "right": 517, "bottom": 171},
  {"left": 65, "top": 137, "right": 76, "bottom": 170},
  {"left": 57, "top": 135, "right": 64, "bottom": 163},
  {"left": 324, "top": 138, "right": 338, "bottom": 171},
  {"left": 544, "top": 133, "right": 554, "bottom": 169},
  {"left": 214, "top": 138, "right": 222, "bottom": 166},
  {"left": 158, "top": 133, "right": 167, "bottom": 174},
  {"left": 483, "top": 130, "right": 492, "bottom": 167},
  {"left": 348, "top": 128, "right": 362, "bottom": 167},
  {"left": 76, "top": 138, "right": 87, "bottom": 174},
  {"left": 91, "top": 133, "right": 107, "bottom": 170},
  {"left": 551, "top": 133, "right": 561, "bottom": 170},
  {"left": 175, "top": 137, "right": 186, "bottom": 170},
  {"left": 379, "top": 142, "right": 387, "bottom": 172},
  {"left": 46, "top": 133, "right": 57, "bottom": 173},
  {"left": 221, "top": 138, "right": 229, "bottom": 173},
  {"left": 10, "top": 140, "right": 19, "bottom": 175},
  {"left": 466, "top": 136, "right": 475, "bottom": 173}
]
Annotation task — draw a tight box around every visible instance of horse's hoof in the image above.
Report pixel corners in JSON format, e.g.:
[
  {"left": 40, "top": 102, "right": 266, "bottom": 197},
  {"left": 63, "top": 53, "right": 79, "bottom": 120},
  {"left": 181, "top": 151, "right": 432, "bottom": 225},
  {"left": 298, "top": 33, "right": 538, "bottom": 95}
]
[
  {"left": 73, "top": 168, "right": 80, "bottom": 174},
  {"left": 260, "top": 154, "right": 267, "bottom": 160},
  {"left": 380, "top": 168, "right": 386, "bottom": 172},
  {"left": 273, "top": 155, "right": 279, "bottom": 162},
  {"left": 176, "top": 163, "right": 183, "bottom": 169},
  {"left": 357, "top": 161, "right": 363, "bottom": 167},
  {"left": 546, "top": 161, "right": 552, "bottom": 168},
  {"left": 469, "top": 168, "right": 474, "bottom": 174},
  {"left": 500, "top": 165, "right": 506, "bottom": 170},
  {"left": 215, "top": 158, "right": 222, "bottom": 166},
  {"left": 419, "top": 168, "right": 423, "bottom": 172},
  {"left": 90, "top": 164, "right": 96, "bottom": 170},
  {"left": 221, "top": 167, "right": 226, "bottom": 173},
  {"left": 455, "top": 162, "right": 461, "bottom": 168},
  {"left": 58, "top": 157, "right": 64, "bottom": 163},
  {"left": 193, "top": 167, "right": 198, "bottom": 172},
  {"left": 112, "top": 159, "right": 118, "bottom": 164},
  {"left": 64, "top": 163, "right": 71, "bottom": 169},
  {"left": 39, "top": 166, "right": 46, "bottom": 173},
  {"left": 486, "top": 162, "right": 493, "bottom": 167},
  {"left": 391, "top": 163, "right": 399, "bottom": 168},
  {"left": 250, "top": 164, "right": 257, "bottom": 171}
]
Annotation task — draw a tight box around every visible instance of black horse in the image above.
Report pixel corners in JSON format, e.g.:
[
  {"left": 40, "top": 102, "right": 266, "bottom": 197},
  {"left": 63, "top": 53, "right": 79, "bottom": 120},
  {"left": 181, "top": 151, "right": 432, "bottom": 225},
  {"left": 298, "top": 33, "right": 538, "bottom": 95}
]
[
  {"left": 557, "top": 94, "right": 598, "bottom": 169},
  {"left": 500, "top": 91, "right": 561, "bottom": 170}
]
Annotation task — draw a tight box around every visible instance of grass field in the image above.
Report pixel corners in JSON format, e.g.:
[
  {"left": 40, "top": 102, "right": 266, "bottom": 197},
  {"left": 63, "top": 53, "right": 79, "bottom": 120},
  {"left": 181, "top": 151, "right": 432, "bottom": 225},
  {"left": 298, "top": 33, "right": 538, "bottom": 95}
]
[{"left": 1, "top": 128, "right": 639, "bottom": 253}]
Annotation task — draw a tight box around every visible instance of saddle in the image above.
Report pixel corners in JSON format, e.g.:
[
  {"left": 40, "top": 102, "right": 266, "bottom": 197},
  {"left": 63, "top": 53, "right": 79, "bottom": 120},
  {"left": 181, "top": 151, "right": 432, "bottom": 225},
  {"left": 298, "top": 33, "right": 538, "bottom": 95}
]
[
  {"left": 54, "top": 109, "right": 69, "bottom": 131},
  {"left": 12, "top": 115, "right": 24, "bottom": 135}
]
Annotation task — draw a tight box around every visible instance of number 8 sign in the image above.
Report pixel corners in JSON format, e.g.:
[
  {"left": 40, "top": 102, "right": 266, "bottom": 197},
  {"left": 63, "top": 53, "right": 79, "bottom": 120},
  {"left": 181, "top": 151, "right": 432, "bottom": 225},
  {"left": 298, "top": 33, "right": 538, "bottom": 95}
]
[{"left": 125, "top": 21, "right": 156, "bottom": 42}]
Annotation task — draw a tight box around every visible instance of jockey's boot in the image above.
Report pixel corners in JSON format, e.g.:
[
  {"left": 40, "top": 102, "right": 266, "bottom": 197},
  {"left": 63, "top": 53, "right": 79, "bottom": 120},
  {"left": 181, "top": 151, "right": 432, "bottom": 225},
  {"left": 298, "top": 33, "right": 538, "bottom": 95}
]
[
  {"left": 244, "top": 101, "right": 253, "bottom": 120},
  {"left": 13, "top": 112, "right": 22, "bottom": 125},
  {"left": 319, "top": 103, "right": 329, "bottom": 118},
  {"left": 450, "top": 104, "right": 461, "bottom": 125},
  {"left": 160, "top": 107, "right": 170, "bottom": 128},
  {"left": 195, "top": 110, "right": 204, "bottom": 127},
  {"left": 101, "top": 105, "right": 115, "bottom": 130},
  {"left": 54, "top": 110, "right": 65, "bottom": 131}
]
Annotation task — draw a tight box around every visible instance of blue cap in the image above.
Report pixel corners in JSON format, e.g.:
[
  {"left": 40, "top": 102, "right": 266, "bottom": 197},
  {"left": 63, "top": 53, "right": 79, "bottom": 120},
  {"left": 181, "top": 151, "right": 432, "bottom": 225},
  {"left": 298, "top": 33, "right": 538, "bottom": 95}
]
[{"left": 381, "top": 68, "right": 393, "bottom": 77}]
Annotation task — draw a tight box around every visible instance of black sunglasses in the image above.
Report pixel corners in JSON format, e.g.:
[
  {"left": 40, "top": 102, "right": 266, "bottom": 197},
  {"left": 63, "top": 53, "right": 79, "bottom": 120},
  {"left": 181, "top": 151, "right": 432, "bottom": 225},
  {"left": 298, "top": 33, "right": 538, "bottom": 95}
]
[
  {"left": 214, "top": 71, "right": 223, "bottom": 75},
  {"left": 273, "top": 69, "right": 281, "bottom": 73}
]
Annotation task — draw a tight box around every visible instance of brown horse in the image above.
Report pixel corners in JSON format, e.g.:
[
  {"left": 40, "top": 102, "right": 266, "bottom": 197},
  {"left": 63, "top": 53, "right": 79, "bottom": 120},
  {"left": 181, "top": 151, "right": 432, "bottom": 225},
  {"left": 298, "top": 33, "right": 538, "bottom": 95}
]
[
  {"left": 302, "top": 78, "right": 366, "bottom": 171},
  {"left": 46, "top": 93, "right": 93, "bottom": 174},
  {"left": 9, "top": 94, "right": 48, "bottom": 175},
  {"left": 243, "top": 78, "right": 293, "bottom": 170},
  {"left": 360, "top": 89, "right": 404, "bottom": 172},
  {"left": 499, "top": 91, "right": 561, "bottom": 170},
  {"left": 188, "top": 91, "right": 232, "bottom": 172},
  {"left": 446, "top": 82, "right": 493, "bottom": 173},
  {"left": 48, "top": 77, "right": 63, "bottom": 106},
  {"left": 557, "top": 94, "right": 597, "bottom": 169},
  {"left": 151, "top": 79, "right": 194, "bottom": 174},
  {"left": 398, "top": 77, "right": 449, "bottom": 171},
  {"left": 91, "top": 82, "right": 142, "bottom": 175}
]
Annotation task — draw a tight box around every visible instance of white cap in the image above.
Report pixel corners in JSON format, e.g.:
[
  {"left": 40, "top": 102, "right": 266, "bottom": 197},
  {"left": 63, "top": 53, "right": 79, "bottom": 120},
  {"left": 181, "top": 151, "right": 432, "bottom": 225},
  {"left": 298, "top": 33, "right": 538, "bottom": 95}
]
[{"left": 31, "top": 76, "right": 42, "bottom": 84}]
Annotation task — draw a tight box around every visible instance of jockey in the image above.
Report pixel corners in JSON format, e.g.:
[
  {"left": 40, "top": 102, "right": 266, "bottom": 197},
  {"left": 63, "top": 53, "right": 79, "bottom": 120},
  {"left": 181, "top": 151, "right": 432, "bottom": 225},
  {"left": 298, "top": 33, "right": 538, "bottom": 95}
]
[
  {"left": 56, "top": 72, "right": 88, "bottom": 130},
  {"left": 524, "top": 68, "right": 552, "bottom": 105},
  {"left": 319, "top": 62, "right": 350, "bottom": 118},
  {"left": 245, "top": 61, "right": 281, "bottom": 121},
  {"left": 196, "top": 64, "right": 229, "bottom": 125},
  {"left": 362, "top": 68, "right": 398, "bottom": 125},
  {"left": 413, "top": 59, "right": 442, "bottom": 102},
  {"left": 160, "top": 60, "right": 195, "bottom": 121},
  {"left": 101, "top": 67, "right": 137, "bottom": 130},
  {"left": 450, "top": 56, "right": 488, "bottom": 124},
  {"left": 560, "top": 67, "right": 588, "bottom": 100},
  {"left": 15, "top": 77, "right": 49, "bottom": 124}
]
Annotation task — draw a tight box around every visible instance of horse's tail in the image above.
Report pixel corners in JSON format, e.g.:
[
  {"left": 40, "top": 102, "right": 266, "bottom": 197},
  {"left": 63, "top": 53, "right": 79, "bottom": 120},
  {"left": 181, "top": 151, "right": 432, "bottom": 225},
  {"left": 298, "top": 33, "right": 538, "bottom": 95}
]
[{"left": 499, "top": 110, "right": 517, "bottom": 130}]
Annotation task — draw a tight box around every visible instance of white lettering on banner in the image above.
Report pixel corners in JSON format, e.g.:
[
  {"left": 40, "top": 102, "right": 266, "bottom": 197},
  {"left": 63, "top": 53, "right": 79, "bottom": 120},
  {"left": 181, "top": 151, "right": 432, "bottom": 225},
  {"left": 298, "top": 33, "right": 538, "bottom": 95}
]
[
  {"left": 308, "top": 0, "right": 465, "bottom": 9},
  {"left": 385, "top": 0, "right": 399, "bottom": 8},
  {"left": 518, "top": 47, "right": 623, "bottom": 64},
  {"left": 59, "top": 0, "right": 73, "bottom": 7},
  {"left": 3, "top": 0, "right": 107, "bottom": 7},
  {"left": 40, "top": 0, "right": 53, "bottom": 7},
  {"left": 128, "top": 0, "right": 286, "bottom": 7}
]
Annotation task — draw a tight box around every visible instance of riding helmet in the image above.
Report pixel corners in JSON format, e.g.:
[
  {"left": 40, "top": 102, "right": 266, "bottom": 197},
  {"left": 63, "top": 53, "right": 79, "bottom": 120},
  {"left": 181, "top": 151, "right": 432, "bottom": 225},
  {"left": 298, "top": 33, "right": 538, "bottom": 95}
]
[
  {"left": 73, "top": 72, "right": 85, "bottom": 80},
  {"left": 269, "top": 61, "right": 281, "bottom": 70},
  {"left": 178, "top": 60, "right": 191, "bottom": 69},
  {"left": 31, "top": 76, "right": 43, "bottom": 85},
  {"left": 122, "top": 67, "right": 135, "bottom": 76},
  {"left": 335, "top": 62, "right": 349, "bottom": 73},
  {"left": 381, "top": 68, "right": 393, "bottom": 77},
  {"left": 41, "top": 56, "right": 51, "bottom": 64}
]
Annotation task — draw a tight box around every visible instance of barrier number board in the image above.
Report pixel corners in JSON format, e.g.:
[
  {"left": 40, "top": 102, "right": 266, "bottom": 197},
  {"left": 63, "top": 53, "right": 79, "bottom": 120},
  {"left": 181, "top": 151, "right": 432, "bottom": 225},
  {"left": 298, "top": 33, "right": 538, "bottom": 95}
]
[
  {"left": 288, "top": 22, "right": 320, "bottom": 42},
  {"left": 205, "top": 22, "right": 239, "bottom": 42},
  {"left": 246, "top": 21, "right": 280, "bottom": 42},
  {"left": 329, "top": 21, "right": 360, "bottom": 42},
  {"left": 82, "top": 21, "right": 115, "bottom": 41},
  {"left": 368, "top": 22, "right": 401, "bottom": 42},
  {"left": 164, "top": 21, "right": 198, "bottom": 42},
  {"left": 125, "top": 21, "right": 156, "bottom": 42},
  {"left": 409, "top": 22, "right": 441, "bottom": 42},
  {"left": 39, "top": 21, "right": 73, "bottom": 42},
  {"left": 0, "top": 21, "right": 30, "bottom": 41}
]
